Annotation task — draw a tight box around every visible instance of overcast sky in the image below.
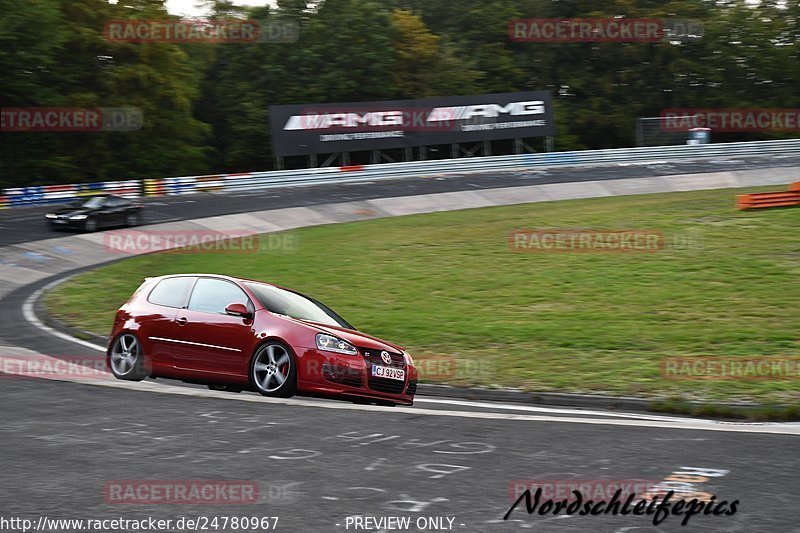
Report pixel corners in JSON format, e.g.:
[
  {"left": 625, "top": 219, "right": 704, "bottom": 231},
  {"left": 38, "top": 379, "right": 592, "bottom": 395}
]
[
  {"left": 164, "top": 0, "right": 272, "bottom": 17},
  {"left": 154, "top": 0, "right": 779, "bottom": 17}
]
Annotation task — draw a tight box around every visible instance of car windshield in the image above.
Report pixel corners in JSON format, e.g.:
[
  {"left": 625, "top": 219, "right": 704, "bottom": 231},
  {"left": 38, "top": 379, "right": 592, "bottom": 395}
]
[
  {"left": 78, "top": 197, "right": 106, "bottom": 209},
  {"left": 245, "top": 282, "right": 354, "bottom": 329}
]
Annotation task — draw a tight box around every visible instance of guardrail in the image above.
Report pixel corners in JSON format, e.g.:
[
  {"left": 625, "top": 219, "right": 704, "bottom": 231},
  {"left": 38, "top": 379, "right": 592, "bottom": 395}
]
[
  {"left": 2, "top": 139, "right": 798, "bottom": 208},
  {"left": 162, "top": 139, "right": 800, "bottom": 195},
  {"left": 1, "top": 180, "right": 140, "bottom": 209}
]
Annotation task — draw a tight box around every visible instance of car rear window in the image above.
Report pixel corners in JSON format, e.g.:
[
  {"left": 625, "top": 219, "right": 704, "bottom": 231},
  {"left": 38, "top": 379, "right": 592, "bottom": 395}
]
[{"left": 147, "top": 277, "right": 194, "bottom": 308}]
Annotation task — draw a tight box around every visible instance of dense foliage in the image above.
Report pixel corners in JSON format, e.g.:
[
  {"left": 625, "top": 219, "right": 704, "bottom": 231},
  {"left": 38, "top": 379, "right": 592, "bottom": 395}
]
[{"left": 1, "top": 0, "right": 798, "bottom": 186}]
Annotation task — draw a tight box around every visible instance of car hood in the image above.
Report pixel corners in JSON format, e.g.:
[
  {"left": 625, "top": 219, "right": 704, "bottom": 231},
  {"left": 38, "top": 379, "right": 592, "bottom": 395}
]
[
  {"left": 51, "top": 206, "right": 92, "bottom": 216},
  {"left": 279, "top": 315, "right": 405, "bottom": 353}
]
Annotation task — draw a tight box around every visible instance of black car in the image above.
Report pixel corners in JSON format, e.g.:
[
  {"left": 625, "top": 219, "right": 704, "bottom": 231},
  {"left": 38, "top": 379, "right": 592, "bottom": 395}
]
[{"left": 45, "top": 195, "right": 144, "bottom": 231}]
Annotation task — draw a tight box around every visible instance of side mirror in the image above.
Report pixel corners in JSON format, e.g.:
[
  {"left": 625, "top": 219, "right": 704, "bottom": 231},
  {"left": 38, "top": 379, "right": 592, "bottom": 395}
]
[{"left": 225, "top": 303, "right": 252, "bottom": 319}]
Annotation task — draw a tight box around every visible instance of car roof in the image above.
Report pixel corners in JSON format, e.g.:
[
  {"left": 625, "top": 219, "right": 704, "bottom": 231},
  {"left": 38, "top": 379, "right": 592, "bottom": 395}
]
[
  {"left": 152, "top": 273, "right": 279, "bottom": 287},
  {"left": 82, "top": 194, "right": 126, "bottom": 201}
]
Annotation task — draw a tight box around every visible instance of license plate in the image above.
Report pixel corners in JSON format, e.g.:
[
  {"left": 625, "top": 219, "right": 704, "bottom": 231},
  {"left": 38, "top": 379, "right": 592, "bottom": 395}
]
[
  {"left": 54, "top": 219, "right": 66, "bottom": 224},
  {"left": 371, "top": 364, "right": 405, "bottom": 381}
]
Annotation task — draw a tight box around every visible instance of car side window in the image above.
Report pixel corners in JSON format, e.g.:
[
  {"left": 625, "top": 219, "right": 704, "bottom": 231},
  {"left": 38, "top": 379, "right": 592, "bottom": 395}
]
[
  {"left": 188, "top": 278, "right": 249, "bottom": 315},
  {"left": 147, "top": 277, "right": 194, "bottom": 308}
]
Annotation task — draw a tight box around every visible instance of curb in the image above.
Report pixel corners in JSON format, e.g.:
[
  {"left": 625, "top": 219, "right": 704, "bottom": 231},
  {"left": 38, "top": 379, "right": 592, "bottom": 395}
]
[{"left": 417, "top": 384, "right": 659, "bottom": 411}]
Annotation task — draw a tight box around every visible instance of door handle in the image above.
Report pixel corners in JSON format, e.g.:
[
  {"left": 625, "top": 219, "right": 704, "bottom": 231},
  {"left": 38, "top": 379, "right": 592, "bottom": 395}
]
[{"left": 176, "top": 317, "right": 188, "bottom": 325}]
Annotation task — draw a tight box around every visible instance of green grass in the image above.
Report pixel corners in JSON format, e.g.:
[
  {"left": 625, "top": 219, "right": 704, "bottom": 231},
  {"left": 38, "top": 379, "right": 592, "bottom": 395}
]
[{"left": 46, "top": 187, "right": 800, "bottom": 404}]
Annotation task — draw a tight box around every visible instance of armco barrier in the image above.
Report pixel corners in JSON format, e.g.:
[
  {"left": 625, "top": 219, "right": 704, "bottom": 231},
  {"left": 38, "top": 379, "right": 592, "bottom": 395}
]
[
  {"left": 164, "top": 176, "right": 197, "bottom": 195},
  {"left": 143, "top": 178, "right": 166, "bottom": 197},
  {"left": 99, "top": 180, "right": 139, "bottom": 198},
  {"left": 3, "top": 180, "right": 141, "bottom": 207},
  {"left": 176, "top": 139, "right": 800, "bottom": 194},
  {"left": 3, "top": 140, "right": 799, "bottom": 207},
  {"left": 195, "top": 175, "right": 226, "bottom": 192}
]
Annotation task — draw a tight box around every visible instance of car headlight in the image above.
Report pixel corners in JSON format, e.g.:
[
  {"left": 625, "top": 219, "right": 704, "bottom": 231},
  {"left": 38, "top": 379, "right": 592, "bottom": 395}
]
[
  {"left": 316, "top": 333, "right": 357, "bottom": 355},
  {"left": 69, "top": 214, "right": 88, "bottom": 220},
  {"left": 403, "top": 350, "right": 414, "bottom": 365},
  {"left": 45, "top": 213, "right": 57, "bottom": 219}
]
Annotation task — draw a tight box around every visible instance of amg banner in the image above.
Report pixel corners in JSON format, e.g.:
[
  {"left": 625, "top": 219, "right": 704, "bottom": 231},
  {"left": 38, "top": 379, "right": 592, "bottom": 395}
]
[{"left": 269, "top": 91, "right": 555, "bottom": 156}]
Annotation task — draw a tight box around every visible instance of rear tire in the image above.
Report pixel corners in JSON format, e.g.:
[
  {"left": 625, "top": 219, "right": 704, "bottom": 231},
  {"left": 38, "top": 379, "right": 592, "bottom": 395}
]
[
  {"left": 249, "top": 341, "right": 297, "bottom": 398},
  {"left": 108, "top": 333, "right": 147, "bottom": 381}
]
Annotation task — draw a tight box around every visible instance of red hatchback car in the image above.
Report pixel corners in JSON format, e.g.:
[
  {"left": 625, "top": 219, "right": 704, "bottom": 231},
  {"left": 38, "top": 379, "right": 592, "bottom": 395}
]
[{"left": 107, "top": 274, "right": 417, "bottom": 405}]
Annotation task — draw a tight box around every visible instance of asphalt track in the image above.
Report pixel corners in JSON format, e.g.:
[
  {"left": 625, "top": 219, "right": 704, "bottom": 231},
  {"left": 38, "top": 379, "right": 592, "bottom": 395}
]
[
  {"left": 1, "top": 157, "right": 799, "bottom": 533},
  {"left": 2, "top": 375, "right": 799, "bottom": 533}
]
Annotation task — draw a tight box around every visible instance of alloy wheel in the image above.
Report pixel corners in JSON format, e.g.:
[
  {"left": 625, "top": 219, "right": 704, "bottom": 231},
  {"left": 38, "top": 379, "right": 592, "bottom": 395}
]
[
  {"left": 253, "top": 343, "right": 292, "bottom": 392},
  {"left": 110, "top": 333, "right": 139, "bottom": 376}
]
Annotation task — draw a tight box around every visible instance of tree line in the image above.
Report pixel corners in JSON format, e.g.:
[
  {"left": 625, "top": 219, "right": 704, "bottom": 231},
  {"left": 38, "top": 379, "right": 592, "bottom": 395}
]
[{"left": 1, "top": 0, "right": 798, "bottom": 187}]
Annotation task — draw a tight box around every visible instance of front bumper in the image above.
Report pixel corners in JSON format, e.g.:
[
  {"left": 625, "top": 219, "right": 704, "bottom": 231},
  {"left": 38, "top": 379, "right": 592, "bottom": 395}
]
[
  {"left": 297, "top": 347, "right": 417, "bottom": 405},
  {"left": 47, "top": 217, "right": 86, "bottom": 229}
]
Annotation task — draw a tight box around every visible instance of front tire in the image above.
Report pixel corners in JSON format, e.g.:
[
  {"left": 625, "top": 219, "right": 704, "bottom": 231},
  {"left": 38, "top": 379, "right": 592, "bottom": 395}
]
[
  {"left": 109, "top": 333, "right": 147, "bottom": 381},
  {"left": 249, "top": 341, "right": 297, "bottom": 398},
  {"left": 84, "top": 218, "right": 98, "bottom": 232}
]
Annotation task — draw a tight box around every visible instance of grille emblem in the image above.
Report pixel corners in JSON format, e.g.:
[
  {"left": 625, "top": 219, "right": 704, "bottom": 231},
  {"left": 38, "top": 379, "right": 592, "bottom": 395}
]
[{"left": 380, "top": 351, "right": 392, "bottom": 364}]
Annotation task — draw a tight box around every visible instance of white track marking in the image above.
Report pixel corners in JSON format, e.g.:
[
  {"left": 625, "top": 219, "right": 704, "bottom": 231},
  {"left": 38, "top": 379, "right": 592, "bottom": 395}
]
[
  {"left": 414, "top": 397, "right": 723, "bottom": 423},
  {"left": 22, "top": 278, "right": 106, "bottom": 353}
]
